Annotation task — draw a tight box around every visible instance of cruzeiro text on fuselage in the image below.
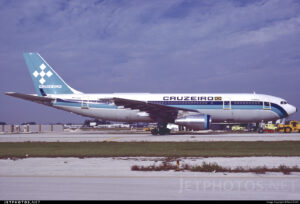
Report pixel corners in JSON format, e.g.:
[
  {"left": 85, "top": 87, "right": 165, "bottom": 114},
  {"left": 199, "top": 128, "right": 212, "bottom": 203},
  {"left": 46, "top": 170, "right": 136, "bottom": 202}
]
[{"left": 163, "top": 96, "right": 222, "bottom": 101}]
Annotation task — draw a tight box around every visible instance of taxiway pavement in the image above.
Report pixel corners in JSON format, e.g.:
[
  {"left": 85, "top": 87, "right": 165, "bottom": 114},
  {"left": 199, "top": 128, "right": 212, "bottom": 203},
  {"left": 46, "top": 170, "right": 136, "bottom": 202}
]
[
  {"left": 0, "top": 131, "right": 299, "bottom": 142},
  {"left": 0, "top": 157, "right": 299, "bottom": 200}
]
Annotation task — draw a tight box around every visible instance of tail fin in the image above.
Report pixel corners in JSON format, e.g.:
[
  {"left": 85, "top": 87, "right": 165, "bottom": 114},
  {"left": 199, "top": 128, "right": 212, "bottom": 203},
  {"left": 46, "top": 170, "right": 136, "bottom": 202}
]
[{"left": 23, "top": 53, "right": 81, "bottom": 96}]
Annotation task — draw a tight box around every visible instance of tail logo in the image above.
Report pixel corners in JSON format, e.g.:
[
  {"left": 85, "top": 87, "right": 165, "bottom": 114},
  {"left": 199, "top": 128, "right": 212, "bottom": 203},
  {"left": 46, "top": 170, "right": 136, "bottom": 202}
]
[{"left": 32, "top": 63, "right": 53, "bottom": 84}]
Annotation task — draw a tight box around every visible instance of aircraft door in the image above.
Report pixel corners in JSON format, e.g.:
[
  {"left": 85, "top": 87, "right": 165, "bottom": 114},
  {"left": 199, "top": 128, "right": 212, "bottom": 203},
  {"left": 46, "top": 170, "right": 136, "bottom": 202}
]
[
  {"left": 223, "top": 99, "right": 231, "bottom": 110},
  {"left": 263, "top": 101, "right": 271, "bottom": 110},
  {"left": 81, "top": 97, "right": 89, "bottom": 109}
]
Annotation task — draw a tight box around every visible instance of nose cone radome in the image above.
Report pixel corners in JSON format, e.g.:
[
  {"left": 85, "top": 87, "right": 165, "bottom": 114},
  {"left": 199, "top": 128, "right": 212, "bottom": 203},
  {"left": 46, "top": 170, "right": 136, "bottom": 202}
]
[{"left": 287, "top": 104, "right": 297, "bottom": 116}]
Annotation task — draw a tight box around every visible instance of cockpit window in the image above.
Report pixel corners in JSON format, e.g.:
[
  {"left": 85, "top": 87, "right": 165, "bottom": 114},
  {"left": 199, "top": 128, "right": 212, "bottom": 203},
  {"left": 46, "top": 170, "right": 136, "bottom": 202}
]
[{"left": 280, "top": 101, "right": 288, "bottom": 105}]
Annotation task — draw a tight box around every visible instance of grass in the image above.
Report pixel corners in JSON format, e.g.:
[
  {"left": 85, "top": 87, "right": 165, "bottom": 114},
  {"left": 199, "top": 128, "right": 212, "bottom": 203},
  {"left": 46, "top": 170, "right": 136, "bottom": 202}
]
[
  {"left": 131, "top": 161, "right": 300, "bottom": 175},
  {"left": 0, "top": 141, "right": 300, "bottom": 158}
]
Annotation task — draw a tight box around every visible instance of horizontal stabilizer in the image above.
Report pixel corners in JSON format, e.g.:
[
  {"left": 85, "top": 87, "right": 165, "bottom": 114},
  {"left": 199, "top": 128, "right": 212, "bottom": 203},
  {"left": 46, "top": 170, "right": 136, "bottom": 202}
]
[{"left": 5, "top": 92, "right": 53, "bottom": 105}]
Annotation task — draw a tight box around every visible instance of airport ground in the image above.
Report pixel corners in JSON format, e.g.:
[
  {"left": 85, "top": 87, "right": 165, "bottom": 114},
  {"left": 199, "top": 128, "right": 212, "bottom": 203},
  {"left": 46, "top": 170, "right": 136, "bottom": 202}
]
[
  {"left": 0, "top": 131, "right": 300, "bottom": 200},
  {"left": 1, "top": 130, "right": 300, "bottom": 142}
]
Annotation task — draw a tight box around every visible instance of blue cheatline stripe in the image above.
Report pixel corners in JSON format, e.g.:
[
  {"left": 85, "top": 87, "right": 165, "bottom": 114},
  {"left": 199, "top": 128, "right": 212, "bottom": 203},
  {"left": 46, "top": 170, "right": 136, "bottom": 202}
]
[
  {"left": 169, "top": 105, "right": 222, "bottom": 109},
  {"left": 149, "top": 101, "right": 262, "bottom": 106},
  {"left": 271, "top": 103, "right": 288, "bottom": 118},
  {"left": 52, "top": 99, "right": 288, "bottom": 119},
  {"left": 53, "top": 100, "right": 117, "bottom": 109},
  {"left": 151, "top": 100, "right": 287, "bottom": 118},
  {"left": 168, "top": 104, "right": 286, "bottom": 118}
]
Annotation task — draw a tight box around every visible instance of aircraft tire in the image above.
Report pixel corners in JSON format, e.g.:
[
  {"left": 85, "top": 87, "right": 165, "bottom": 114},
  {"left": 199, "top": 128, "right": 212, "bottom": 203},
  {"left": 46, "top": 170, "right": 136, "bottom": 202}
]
[
  {"left": 258, "top": 128, "right": 264, "bottom": 133},
  {"left": 151, "top": 128, "right": 159, "bottom": 135},
  {"left": 284, "top": 127, "right": 292, "bottom": 133},
  {"left": 158, "top": 127, "right": 171, "bottom": 135}
]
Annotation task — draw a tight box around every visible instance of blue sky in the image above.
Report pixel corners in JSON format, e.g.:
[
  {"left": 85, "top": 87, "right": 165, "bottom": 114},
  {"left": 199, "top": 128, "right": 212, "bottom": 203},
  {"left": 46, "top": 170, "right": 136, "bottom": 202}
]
[{"left": 0, "top": 0, "right": 299, "bottom": 123}]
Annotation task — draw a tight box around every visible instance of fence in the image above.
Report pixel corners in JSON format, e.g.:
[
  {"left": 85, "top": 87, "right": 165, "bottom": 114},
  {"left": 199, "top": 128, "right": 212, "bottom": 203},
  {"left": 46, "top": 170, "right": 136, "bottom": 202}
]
[{"left": 0, "top": 124, "right": 64, "bottom": 133}]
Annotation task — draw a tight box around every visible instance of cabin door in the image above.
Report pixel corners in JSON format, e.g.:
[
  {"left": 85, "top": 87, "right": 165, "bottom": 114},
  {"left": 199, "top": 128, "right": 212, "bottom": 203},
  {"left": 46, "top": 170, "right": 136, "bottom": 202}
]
[
  {"left": 81, "top": 97, "right": 89, "bottom": 109},
  {"left": 223, "top": 99, "right": 231, "bottom": 110},
  {"left": 263, "top": 101, "right": 271, "bottom": 110}
]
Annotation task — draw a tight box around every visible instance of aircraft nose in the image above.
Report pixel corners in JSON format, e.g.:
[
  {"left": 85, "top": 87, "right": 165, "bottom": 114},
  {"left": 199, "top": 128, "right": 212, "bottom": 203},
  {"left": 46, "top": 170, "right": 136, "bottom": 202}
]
[{"left": 287, "top": 105, "right": 297, "bottom": 116}]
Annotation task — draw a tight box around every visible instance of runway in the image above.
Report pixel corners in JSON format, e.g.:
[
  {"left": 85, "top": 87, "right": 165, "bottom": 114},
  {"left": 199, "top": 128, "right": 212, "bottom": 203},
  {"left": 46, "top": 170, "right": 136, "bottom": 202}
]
[
  {"left": 0, "top": 157, "right": 300, "bottom": 200},
  {"left": 0, "top": 131, "right": 300, "bottom": 142}
]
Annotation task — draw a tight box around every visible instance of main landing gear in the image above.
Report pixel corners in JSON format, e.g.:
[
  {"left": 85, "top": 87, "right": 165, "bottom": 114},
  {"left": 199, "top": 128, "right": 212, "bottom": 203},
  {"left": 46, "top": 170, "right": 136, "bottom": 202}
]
[{"left": 151, "top": 124, "right": 171, "bottom": 135}]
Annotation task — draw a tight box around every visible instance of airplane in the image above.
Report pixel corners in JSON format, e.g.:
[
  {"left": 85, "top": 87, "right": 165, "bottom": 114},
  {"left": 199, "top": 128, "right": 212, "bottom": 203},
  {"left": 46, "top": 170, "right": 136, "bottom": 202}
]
[{"left": 5, "top": 53, "right": 297, "bottom": 135}]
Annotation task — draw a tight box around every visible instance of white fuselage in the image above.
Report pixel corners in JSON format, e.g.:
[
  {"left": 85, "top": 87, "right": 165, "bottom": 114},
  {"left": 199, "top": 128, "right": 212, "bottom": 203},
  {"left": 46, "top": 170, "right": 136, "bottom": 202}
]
[{"left": 47, "top": 93, "right": 297, "bottom": 123}]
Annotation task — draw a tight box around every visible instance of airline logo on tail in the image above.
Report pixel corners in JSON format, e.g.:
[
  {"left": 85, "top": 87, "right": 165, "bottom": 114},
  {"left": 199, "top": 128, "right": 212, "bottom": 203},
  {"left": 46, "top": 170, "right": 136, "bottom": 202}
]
[
  {"left": 31, "top": 62, "right": 62, "bottom": 89},
  {"left": 24, "top": 52, "right": 81, "bottom": 95},
  {"left": 32, "top": 63, "right": 53, "bottom": 85}
]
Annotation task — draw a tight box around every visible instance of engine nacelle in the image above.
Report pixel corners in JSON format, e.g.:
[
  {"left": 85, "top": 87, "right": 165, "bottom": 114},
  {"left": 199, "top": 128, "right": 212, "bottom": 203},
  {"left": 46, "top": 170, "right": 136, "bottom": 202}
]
[{"left": 174, "top": 114, "right": 211, "bottom": 130}]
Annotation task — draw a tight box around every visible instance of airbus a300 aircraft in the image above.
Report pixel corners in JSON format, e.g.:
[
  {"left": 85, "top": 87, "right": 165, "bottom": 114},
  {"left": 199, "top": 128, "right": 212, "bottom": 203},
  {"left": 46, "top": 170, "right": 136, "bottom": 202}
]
[{"left": 5, "top": 53, "right": 297, "bottom": 135}]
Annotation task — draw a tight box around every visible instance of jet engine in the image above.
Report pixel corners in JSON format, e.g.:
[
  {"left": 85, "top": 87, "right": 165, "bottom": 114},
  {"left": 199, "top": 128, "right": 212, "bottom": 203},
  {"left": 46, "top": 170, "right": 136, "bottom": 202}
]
[{"left": 174, "top": 114, "right": 211, "bottom": 130}]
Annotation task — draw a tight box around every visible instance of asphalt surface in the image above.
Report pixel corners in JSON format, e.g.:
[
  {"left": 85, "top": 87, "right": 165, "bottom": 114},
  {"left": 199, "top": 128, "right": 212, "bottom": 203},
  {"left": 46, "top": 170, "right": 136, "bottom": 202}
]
[
  {"left": 1, "top": 176, "right": 299, "bottom": 200},
  {"left": 0, "top": 157, "right": 300, "bottom": 200}
]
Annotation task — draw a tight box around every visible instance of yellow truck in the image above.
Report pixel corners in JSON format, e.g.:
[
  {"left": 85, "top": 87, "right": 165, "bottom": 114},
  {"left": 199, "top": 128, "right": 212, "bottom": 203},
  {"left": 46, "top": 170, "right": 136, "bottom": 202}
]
[
  {"left": 264, "top": 123, "right": 277, "bottom": 133},
  {"left": 277, "top": 120, "right": 300, "bottom": 133},
  {"left": 231, "top": 125, "right": 246, "bottom": 131},
  {"left": 258, "top": 123, "right": 277, "bottom": 133}
]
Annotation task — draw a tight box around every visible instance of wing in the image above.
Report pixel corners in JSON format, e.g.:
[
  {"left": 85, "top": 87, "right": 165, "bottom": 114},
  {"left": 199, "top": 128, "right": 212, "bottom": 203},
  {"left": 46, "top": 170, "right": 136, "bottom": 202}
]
[
  {"left": 101, "top": 97, "right": 198, "bottom": 123},
  {"left": 5, "top": 92, "right": 53, "bottom": 106}
]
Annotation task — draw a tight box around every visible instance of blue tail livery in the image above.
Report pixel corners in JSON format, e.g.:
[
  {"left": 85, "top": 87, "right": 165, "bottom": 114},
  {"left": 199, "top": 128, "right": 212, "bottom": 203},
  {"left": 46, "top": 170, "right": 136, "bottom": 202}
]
[{"left": 23, "top": 52, "right": 80, "bottom": 96}]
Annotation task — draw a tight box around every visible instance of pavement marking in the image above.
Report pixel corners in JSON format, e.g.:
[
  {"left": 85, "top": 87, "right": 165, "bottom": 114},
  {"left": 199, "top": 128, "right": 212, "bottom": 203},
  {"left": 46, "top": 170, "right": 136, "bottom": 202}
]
[{"left": 103, "top": 137, "right": 122, "bottom": 142}]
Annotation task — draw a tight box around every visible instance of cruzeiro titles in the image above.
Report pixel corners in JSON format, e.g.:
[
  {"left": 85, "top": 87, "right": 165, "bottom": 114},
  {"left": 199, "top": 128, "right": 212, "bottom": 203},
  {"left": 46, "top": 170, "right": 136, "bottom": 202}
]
[{"left": 163, "top": 96, "right": 222, "bottom": 101}]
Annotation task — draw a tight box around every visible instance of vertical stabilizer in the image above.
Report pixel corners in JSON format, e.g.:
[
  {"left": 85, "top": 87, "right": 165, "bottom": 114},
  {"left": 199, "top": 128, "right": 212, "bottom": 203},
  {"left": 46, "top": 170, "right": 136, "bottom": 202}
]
[{"left": 23, "top": 53, "right": 81, "bottom": 96}]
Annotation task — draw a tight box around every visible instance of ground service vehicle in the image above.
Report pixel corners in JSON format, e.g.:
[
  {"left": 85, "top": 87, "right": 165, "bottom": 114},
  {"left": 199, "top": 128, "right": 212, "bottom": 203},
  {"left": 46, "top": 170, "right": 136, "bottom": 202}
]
[
  {"left": 277, "top": 120, "right": 300, "bottom": 133},
  {"left": 263, "top": 123, "right": 277, "bottom": 133},
  {"left": 231, "top": 125, "right": 246, "bottom": 131}
]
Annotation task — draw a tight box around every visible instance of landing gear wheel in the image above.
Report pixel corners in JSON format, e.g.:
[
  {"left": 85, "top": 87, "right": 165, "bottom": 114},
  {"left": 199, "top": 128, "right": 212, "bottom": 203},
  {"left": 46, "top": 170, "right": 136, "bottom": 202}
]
[
  {"left": 258, "top": 128, "right": 264, "bottom": 133},
  {"left": 151, "top": 128, "right": 159, "bottom": 135},
  {"left": 158, "top": 127, "right": 171, "bottom": 135},
  {"left": 284, "top": 127, "right": 292, "bottom": 133},
  {"left": 151, "top": 127, "right": 171, "bottom": 135}
]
